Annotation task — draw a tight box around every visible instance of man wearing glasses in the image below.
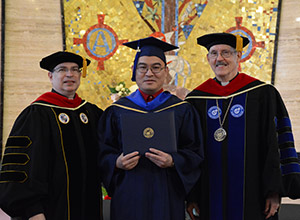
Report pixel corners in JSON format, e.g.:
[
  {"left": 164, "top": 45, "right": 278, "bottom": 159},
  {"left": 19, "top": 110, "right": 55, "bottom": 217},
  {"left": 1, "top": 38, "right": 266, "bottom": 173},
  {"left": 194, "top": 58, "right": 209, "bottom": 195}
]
[
  {"left": 0, "top": 51, "right": 103, "bottom": 220},
  {"left": 97, "top": 37, "right": 204, "bottom": 220},
  {"left": 186, "top": 33, "right": 300, "bottom": 220}
]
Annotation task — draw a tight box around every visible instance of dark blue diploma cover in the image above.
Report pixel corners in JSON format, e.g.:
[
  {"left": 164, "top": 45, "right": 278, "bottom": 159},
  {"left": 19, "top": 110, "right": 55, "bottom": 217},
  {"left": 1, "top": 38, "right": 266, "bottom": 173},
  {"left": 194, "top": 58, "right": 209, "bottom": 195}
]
[{"left": 120, "top": 111, "right": 177, "bottom": 155}]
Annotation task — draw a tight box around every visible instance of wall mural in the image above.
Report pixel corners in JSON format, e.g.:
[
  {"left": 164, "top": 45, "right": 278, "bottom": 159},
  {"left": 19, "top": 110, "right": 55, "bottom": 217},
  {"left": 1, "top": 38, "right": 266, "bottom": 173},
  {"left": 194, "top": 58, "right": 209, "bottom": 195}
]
[{"left": 63, "top": 0, "right": 281, "bottom": 109}]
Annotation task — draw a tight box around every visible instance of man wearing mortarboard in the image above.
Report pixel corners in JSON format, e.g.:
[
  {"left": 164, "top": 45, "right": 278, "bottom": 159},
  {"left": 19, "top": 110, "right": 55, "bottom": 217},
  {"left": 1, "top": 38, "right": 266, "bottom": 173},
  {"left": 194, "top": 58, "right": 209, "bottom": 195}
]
[
  {"left": 0, "top": 51, "right": 103, "bottom": 219},
  {"left": 97, "top": 37, "right": 204, "bottom": 220},
  {"left": 185, "top": 32, "right": 300, "bottom": 220}
]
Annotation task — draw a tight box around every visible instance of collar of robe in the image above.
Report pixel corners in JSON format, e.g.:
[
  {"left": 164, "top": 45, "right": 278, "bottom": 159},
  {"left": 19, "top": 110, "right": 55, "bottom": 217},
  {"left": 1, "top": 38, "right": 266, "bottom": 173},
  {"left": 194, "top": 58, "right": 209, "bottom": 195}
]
[
  {"left": 126, "top": 89, "right": 172, "bottom": 111},
  {"left": 33, "top": 91, "right": 83, "bottom": 108},
  {"left": 194, "top": 73, "right": 258, "bottom": 96}
]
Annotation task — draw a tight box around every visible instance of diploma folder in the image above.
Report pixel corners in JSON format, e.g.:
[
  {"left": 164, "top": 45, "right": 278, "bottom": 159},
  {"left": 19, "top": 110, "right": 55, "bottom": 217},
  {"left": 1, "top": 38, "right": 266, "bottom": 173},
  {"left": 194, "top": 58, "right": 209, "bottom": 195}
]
[{"left": 121, "top": 111, "right": 177, "bottom": 155}]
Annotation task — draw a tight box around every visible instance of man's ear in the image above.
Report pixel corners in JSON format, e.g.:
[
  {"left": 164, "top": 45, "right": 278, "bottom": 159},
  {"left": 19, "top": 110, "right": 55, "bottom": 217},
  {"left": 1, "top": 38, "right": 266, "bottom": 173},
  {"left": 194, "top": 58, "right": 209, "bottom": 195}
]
[
  {"left": 164, "top": 69, "right": 172, "bottom": 84},
  {"left": 165, "top": 66, "right": 170, "bottom": 73},
  {"left": 237, "top": 51, "right": 243, "bottom": 60},
  {"left": 48, "top": 72, "right": 53, "bottom": 81}
]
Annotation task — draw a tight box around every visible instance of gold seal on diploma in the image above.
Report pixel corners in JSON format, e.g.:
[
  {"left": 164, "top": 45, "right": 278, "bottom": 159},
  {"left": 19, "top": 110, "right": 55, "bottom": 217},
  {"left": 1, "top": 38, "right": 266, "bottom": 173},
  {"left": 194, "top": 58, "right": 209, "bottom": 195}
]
[{"left": 143, "top": 127, "right": 154, "bottom": 139}]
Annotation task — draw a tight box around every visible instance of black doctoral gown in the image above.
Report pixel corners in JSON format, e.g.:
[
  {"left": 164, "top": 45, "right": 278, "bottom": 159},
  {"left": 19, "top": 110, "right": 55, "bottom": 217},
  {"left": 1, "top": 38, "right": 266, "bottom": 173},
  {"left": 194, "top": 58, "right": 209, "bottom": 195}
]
[
  {"left": 97, "top": 90, "right": 204, "bottom": 220},
  {"left": 0, "top": 92, "right": 103, "bottom": 220},
  {"left": 186, "top": 73, "right": 300, "bottom": 220}
]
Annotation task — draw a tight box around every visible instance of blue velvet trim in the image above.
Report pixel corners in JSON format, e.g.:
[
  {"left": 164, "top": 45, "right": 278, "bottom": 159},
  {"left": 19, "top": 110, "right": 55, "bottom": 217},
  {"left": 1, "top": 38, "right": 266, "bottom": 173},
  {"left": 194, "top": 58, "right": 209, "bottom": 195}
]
[
  {"left": 207, "top": 99, "right": 223, "bottom": 220},
  {"left": 278, "top": 132, "right": 294, "bottom": 145},
  {"left": 280, "top": 148, "right": 298, "bottom": 160},
  {"left": 281, "top": 163, "right": 300, "bottom": 175},
  {"left": 227, "top": 94, "right": 246, "bottom": 220},
  {"left": 206, "top": 94, "right": 246, "bottom": 220},
  {"left": 277, "top": 117, "right": 292, "bottom": 130},
  {"left": 126, "top": 90, "right": 172, "bottom": 111}
]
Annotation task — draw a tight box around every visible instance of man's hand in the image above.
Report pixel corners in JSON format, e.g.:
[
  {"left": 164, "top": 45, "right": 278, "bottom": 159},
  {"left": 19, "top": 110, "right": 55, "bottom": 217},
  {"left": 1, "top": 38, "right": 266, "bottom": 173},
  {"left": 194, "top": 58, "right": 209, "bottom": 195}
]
[
  {"left": 145, "top": 148, "right": 173, "bottom": 168},
  {"left": 264, "top": 192, "right": 280, "bottom": 219},
  {"left": 116, "top": 151, "right": 140, "bottom": 170},
  {"left": 186, "top": 202, "right": 200, "bottom": 220},
  {"left": 29, "top": 213, "right": 46, "bottom": 220}
]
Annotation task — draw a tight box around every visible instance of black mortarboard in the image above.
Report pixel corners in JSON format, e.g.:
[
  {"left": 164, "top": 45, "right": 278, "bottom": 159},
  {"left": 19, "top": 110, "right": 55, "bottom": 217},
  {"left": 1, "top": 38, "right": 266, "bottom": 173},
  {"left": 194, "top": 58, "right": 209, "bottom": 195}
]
[
  {"left": 123, "top": 37, "right": 178, "bottom": 81},
  {"left": 197, "top": 33, "right": 249, "bottom": 52},
  {"left": 40, "top": 51, "right": 91, "bottom": 77}
]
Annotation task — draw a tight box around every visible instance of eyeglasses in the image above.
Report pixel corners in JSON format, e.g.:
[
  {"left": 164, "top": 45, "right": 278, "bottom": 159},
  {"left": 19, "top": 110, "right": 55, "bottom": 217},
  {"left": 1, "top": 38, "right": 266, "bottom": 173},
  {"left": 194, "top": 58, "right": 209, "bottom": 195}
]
[
  {"left": 136, "top": 64, "right": 166, "bottom": 74},
  {"left": 53, "top": 67, "right": 81, "bottom": 74},
  {"left": 208, "top": 50, "right": 237, "bottom": 59}
]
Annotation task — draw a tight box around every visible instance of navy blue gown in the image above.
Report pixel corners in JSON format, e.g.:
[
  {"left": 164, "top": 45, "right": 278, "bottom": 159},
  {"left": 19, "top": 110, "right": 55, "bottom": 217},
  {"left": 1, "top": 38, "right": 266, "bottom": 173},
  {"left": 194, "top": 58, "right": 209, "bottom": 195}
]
[{"left": 97, "top": 90, "right": 204, "bottom": 220}]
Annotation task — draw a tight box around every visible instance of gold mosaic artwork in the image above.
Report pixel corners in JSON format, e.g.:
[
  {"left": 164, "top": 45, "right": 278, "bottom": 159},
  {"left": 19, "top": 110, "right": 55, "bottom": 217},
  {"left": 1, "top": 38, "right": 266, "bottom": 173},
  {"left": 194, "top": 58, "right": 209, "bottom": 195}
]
[{"left": 63, "top": 0, "right": 280, "bottom": 109}]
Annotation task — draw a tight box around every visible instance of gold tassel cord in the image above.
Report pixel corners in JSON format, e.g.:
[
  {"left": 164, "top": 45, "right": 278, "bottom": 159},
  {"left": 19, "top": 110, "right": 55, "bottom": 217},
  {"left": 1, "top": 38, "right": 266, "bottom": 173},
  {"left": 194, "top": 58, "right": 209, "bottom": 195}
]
[
  {"left": 235, "top": 34, "right": 243, "bottom": 52},
  {"left": 82, "top": 58, "right": 87, "bottom": 78}
]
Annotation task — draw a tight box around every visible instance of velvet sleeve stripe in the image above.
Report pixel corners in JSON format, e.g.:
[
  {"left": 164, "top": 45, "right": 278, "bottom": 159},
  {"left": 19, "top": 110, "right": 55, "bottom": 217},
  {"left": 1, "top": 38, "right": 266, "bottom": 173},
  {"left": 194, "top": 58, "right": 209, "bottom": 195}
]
[
  {"left": 0, "top": 171, "right": 28, "bottom": 183},
  {"left": 5, "top": 136, "right": 32, "bottom": 149},
  {"left": 276, "top": 117, "right": 292, "bottom": 130},
  {"left": 1, "top": 153, "right": 30, "bottom": 166},
  {"left": 280, "top": 148, "right": 299, "bottom": 160},
  {"left": 281, "top": 163, "right": 300, "bottom": 175},
  {"left": 278, "top": 132, "right": 294, "bottom": 145},
  {"left": 281, "top": 158, "right": 300, "bottom": 165},
  {"left": 278, "top": 126, "right": 292, "bottom": 134},
  {"left": 279, "top": 142, "right": 294, "bottom": 149},
  {"left": 1, "top": 136, "right": 32, "bottom": 183}
]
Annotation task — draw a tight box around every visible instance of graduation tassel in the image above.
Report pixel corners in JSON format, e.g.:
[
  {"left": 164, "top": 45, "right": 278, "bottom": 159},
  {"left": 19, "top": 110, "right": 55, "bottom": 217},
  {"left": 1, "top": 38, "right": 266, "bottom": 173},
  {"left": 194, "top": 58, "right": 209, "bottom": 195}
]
[
  {"left": 131, "top": 42, "right": 141, "bottom": 82},
  {"left": 64, "top": 50, "right": 88, "bottom": 78},
  {"left": 82, "top": 58, "right": 87, "bottom": 78},
  {"left": 235, "top": 34, "right": 243, "bottom": 52}
]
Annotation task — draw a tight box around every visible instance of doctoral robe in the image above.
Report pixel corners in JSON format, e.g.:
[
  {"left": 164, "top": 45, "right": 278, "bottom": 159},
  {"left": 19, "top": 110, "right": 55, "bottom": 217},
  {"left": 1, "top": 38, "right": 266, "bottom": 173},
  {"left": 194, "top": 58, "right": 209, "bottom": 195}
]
[
  {"left": 0, "top": 92, "right": 103, "bottom": 220},
  {"left": 97, "top": 90, "right": 204, "bottom": 220},
  {"left": 186, "top": 73, "right": 300, "bottom": 220}
]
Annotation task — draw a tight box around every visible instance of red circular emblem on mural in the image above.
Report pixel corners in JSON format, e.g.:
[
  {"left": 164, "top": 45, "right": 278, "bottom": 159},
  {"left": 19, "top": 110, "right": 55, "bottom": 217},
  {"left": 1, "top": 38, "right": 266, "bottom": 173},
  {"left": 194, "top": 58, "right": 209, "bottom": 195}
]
[
  {"left": 226, "top": 17, "right": 265, "bottom": 63},
  {"left": 73, "top": 14, "right": 128, "bottom": 70}
]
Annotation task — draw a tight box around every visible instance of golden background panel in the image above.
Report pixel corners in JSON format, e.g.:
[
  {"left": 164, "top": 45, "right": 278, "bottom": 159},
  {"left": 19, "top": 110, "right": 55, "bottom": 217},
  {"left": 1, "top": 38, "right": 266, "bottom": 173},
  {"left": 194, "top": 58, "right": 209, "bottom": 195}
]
[{"left": 63, "top": 0, "right": 280, "bottom": 109}]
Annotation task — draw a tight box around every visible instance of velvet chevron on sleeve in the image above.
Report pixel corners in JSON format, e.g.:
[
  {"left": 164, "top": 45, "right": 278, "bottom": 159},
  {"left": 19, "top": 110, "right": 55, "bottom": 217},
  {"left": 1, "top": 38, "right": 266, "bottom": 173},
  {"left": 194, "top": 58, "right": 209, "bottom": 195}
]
[{"left": 0, "top": 92, "right": 103, "bottom": 220}]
